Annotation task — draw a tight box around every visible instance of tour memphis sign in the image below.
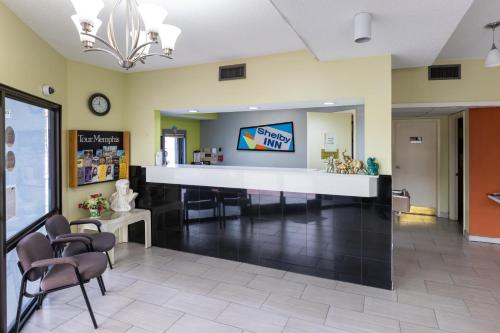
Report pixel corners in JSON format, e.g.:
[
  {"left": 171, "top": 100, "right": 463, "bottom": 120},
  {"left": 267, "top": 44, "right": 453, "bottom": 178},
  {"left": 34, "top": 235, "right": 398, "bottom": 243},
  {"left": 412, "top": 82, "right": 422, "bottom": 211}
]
[{"left": 237, "top": 122, "right": 295, "bottom": 152}]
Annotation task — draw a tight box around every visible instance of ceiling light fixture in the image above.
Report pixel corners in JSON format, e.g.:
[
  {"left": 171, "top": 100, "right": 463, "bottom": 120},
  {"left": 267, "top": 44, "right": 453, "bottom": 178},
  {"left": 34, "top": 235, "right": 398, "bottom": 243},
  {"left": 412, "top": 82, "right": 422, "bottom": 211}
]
[
  {"left": 70, "top": 0, "right": 181, "bottom": 70},
  {"left": 188, "top": 109, "right": 199, "bottom": 113},
  {"left": 485, "top": 21, "right": 500, "bottom": 68},
  {"left": 323, "top": 102, "right": 336, "bottom": 106},
  {"left": 249, "top": 106, "right": 259, "bottom": 110},
  {"left": 354, "top": 12, "right": 372, "bottom": 43}
]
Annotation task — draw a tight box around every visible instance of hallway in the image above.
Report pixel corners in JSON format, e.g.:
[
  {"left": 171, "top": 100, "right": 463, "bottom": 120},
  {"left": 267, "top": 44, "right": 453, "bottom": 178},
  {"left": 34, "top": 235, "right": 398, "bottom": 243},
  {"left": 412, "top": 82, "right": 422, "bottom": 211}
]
[{"left": 394, "top": 214, "right": 500, "bottom": 332}]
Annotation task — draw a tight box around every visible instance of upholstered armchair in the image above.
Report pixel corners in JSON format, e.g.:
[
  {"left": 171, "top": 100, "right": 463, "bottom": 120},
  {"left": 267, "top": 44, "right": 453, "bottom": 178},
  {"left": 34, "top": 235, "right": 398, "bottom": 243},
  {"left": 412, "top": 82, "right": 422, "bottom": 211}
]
[
  {"left": 46, "top": 215, "right": 116, "bottom": 268},
  {"left": 14, "top": 232, "right": 108, "bottom": 332}
]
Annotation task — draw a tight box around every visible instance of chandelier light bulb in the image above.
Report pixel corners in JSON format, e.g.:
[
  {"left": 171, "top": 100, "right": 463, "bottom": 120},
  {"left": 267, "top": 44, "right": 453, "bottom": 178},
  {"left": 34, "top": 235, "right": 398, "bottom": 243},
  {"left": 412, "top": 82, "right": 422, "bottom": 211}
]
[
  {"left": 485, "top": 45, "right": 500, "bottom": 68},
  {"left": 70, "top": 0, "right": 104, "bottom": 26},
  {"left": 70, "top": 0, "right": 180, "bottom": 69},
  {"left": 138, "top": 3, "right": 168, "bottom": 34},
  {"left": 160, "top": 24, "right": 182, "bottom": 54},
  {"left": 485, "top": 22, "right": 500, "bottom": 68},
  {"left": 71, "top": 15, "right": 102, "bottom": 48}
]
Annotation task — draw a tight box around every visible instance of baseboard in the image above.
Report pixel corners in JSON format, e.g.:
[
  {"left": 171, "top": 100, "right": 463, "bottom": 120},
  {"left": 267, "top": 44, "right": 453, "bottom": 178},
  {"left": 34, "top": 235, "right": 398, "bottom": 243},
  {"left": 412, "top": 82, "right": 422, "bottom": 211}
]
[
  {"left": 468, "top": 235, "right": 500, "bottom": 244},
  {"left": 438, "top": 211, "right": 449, "bottom": 218}
]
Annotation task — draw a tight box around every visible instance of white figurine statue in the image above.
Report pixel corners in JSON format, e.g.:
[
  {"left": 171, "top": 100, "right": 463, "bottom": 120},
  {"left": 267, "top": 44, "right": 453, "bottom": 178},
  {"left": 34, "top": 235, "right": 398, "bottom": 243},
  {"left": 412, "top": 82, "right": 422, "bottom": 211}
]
[{"left": 110, "top": 179, "right": 138, "bottom": 212}]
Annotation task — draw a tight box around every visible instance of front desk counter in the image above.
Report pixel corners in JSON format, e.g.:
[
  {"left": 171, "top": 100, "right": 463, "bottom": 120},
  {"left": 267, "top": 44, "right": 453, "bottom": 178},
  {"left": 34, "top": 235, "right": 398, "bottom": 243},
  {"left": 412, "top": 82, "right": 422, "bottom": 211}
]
[{"left": 128, "top": 165, "right": 393, "bottom": 290}]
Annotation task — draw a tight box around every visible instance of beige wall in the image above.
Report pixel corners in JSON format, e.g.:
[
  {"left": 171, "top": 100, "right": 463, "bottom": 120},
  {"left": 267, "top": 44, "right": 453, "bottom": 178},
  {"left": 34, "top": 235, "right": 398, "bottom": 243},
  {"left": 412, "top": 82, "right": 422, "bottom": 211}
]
[
  {"left": 393, "top": 59, "right": 500, "bottom": 104},
  {"left": 1, "top": 1, "right": 393, "bottom": 226},
  {"left": 307, "top": 111, "right": 353, "bottom": 169},
  {"left": 125, "top": 51, "right": 393, "bottom": 174},
  {"left": 0, "top": 3, "right": 128, "bottom": 220},
  {"left": 66, "top": 61, "right": 127, "bottom": 219}
]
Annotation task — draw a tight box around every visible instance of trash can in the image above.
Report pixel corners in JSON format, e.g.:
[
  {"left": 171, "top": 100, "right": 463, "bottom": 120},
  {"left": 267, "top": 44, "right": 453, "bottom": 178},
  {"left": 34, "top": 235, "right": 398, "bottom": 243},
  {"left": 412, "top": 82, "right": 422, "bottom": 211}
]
[{"left": 392, "top": 189, "right": 410, "bottom": 213}]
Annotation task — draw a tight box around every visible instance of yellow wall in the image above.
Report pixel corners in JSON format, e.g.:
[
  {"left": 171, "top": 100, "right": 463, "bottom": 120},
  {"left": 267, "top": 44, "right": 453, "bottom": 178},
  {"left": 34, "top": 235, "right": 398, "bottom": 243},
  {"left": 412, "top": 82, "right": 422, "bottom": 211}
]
[
  {"left": 393, "top": 59, "right": 500, "bottom": 104},
  {"left": 0, "top": 2, "right": 70, "bottom": 215},
  {"left": 1, "top": 2, "right": 393, "bottom": 227},
  {"left": 66, "top": 61, "right": 127, "bottom": 219},
  {"left": 307, "top": 111, "right": 353, "bottom": 169},
  {"left": 160, "top": 116, "right": 201, "bottom": 164},
  {"left": 126, "top": 51, "right": 392, "bottom": 174},
  {"left": 0, "top": 3, "right": 128, "bottom": 220}
]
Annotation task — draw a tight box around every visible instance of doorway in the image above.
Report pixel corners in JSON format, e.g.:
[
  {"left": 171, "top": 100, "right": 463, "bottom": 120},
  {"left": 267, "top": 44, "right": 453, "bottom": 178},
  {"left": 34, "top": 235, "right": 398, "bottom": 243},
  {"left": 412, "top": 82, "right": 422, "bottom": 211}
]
[
  {"left": 393, "top": 119, "right": 438, "bottom": 213},
  {"left": 161, "top": 129, "right": 187, "bottom": 165}
]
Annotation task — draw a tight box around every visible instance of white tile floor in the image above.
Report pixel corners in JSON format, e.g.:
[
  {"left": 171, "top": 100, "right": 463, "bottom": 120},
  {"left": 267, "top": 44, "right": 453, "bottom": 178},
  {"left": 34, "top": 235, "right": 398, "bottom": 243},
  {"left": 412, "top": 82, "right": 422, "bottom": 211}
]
[{"left": 22, "top": 216, "right": 500, "bottom": 333}]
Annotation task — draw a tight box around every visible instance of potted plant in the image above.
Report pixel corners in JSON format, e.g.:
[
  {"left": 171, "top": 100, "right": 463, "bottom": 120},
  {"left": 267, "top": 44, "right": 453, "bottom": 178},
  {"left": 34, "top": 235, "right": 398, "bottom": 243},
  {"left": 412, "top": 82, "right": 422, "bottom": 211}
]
[{"left": 78, "top": 193, "right": 110, "bottom": 218}]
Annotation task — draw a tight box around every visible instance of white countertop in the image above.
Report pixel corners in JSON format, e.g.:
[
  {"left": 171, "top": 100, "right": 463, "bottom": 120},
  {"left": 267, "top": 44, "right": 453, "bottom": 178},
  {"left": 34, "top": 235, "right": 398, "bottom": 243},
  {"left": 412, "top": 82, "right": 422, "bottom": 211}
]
[{"left": 145, "top": 164, "right": 378, "bottom": 197}]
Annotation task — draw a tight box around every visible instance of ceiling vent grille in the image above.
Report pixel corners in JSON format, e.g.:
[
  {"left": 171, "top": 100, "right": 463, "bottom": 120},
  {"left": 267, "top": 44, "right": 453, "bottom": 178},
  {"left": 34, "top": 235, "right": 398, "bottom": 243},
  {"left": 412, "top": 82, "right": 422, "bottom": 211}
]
[
  {"left": 428, "top": 64, "right": 461, "bottom": 80},
  {"left": 219, "top": 64, "right": 246, "bottom": 81}
]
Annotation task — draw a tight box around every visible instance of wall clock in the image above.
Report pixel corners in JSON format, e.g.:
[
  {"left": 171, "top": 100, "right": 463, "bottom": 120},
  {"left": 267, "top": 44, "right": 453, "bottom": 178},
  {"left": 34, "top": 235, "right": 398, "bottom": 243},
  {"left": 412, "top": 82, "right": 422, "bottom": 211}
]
[{"left": 88, "top": 93, "right": 111, "bottom": 116}]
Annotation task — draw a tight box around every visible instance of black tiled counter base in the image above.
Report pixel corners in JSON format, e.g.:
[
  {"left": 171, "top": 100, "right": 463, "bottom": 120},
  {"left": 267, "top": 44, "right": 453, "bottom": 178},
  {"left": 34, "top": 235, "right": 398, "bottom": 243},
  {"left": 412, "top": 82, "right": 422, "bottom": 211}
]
[{"left": 128, "top": 166, "right": 393, "bottom": 290}]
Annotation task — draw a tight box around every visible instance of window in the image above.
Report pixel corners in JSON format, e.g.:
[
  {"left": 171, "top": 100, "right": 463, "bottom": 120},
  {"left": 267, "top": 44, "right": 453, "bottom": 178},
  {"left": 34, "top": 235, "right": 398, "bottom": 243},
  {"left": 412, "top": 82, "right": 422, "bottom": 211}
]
[{"left": 1, "top": 84, "right": 61, "bottom": 331}]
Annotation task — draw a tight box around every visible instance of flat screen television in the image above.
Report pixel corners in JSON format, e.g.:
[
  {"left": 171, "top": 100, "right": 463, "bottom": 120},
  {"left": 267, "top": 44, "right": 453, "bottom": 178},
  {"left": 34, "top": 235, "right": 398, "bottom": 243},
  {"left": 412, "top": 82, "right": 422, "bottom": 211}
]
[{"left": 237, "top": 121, "right": 295, "bottom": 152}]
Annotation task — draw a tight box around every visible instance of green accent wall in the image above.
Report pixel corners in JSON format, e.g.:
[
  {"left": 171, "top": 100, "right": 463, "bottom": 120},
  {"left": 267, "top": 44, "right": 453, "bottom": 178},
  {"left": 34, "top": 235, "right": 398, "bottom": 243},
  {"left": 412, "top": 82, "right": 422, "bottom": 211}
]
[{"left": 161, "top": 116, "right": 201, "bottom": 164}]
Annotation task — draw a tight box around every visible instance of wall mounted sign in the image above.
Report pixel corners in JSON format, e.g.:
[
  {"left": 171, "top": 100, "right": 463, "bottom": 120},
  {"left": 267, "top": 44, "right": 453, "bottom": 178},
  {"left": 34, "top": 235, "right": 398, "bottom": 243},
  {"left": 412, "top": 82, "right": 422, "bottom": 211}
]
[
  {"left": 6, "top": 185, "right": 16, "bottom": 221},
  {"left": 324, "top": 132, "right": 336, "bottom": 151},
  {"left": 237, "top": 122, "right": 295, "bottom": 152},
  {"left": 410, "top": 136, "right": 423, "bottom": 144},
  {"left": 68, "top": 130, "right": 130, "bottom": 187},
  {"left": 5, "top": 126, "right": 15, "bottom": 147},
  {"left": 5, "top": 151, "right": 15, "bottom": 171}
]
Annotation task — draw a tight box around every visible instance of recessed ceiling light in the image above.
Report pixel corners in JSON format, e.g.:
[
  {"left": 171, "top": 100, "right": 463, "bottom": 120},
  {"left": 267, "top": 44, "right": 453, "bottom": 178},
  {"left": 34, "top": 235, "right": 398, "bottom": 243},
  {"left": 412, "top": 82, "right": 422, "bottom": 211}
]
[
  {"left": 249, "top": 106, "right": 259, "bottom": 110},
  {"left": 323, "top": 102, "right": 335, "bottom": 106},
  {"left": 188, "top": 109, "right": 198, "bottom": 113}
]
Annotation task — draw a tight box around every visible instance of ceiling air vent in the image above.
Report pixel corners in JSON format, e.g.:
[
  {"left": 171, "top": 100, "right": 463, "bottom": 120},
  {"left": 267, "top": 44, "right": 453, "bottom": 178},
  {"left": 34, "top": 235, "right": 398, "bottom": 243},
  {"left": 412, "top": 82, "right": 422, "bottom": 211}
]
[
  {"left": 219, "top": 64, "right": 246, "bottom": 81},
  {"left": 428, "top": 64, "right": 461, "bottom": 81}
]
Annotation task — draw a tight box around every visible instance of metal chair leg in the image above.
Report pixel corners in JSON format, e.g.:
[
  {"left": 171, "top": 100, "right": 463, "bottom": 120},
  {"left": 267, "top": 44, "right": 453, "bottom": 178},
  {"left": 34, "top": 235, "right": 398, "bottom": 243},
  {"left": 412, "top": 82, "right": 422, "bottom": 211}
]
[
  {"left": 77, "top": 278, "right": 98, "bottom": 329},
  {"left": 222, "top": 203, "right": 226, "bottom": 228},
  {"left": 14, "top": 280, "right": 26, "bottom": 333},
  {"left": 97, "top": 276, "right": 106, "bottom": 296},
  {"left": 100, "top": 276, "right": 107, "bottom": 293},
  {"left": 105, "top": 251, "right": 113, "bottom": 269}
]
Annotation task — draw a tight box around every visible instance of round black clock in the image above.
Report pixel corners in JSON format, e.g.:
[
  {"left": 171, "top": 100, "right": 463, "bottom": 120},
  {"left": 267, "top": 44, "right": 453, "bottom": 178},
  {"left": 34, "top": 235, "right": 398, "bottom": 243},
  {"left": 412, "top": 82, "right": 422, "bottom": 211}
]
[{"left": 88, "top": 93, "right": 111, "bottom": 116}]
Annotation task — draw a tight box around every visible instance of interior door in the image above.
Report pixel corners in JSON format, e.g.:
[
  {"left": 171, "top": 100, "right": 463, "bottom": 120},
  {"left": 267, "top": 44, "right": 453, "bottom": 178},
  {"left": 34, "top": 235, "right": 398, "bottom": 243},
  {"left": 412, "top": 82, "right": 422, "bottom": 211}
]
[{"left": 393, "top": 120, "right": 438, "bottom": 210}]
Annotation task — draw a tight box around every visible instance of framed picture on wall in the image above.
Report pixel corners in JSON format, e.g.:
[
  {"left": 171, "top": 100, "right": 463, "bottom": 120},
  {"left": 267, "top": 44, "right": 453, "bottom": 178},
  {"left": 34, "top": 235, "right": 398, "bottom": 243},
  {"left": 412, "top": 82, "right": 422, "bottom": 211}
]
[
  {"left": 237, "top": 121, "right": 295, "bottom": 152},
  {"left": 68, "top": 130, "right": 130, "bottom": 187}
]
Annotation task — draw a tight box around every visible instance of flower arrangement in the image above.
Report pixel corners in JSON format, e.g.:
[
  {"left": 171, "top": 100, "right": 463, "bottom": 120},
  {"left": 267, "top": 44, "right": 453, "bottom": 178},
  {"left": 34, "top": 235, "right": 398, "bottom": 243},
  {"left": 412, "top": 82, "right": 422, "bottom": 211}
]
[{"left": 78, "top": 193, "right": 110, "bottom": 218}]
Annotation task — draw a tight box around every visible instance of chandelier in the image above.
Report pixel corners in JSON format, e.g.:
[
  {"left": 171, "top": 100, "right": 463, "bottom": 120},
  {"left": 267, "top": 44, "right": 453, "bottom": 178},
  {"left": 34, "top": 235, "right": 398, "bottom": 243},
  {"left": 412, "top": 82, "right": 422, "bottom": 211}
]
[{"left": 70, "top": 0, "right": 181, "bottom": 70}]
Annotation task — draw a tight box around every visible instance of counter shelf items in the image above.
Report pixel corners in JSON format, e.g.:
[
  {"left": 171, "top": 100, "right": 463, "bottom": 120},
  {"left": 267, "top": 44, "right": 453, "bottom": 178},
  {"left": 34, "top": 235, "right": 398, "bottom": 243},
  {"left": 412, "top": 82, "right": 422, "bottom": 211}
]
[{"left": 487, "top": 193, "right": 500, "bottom": 204}]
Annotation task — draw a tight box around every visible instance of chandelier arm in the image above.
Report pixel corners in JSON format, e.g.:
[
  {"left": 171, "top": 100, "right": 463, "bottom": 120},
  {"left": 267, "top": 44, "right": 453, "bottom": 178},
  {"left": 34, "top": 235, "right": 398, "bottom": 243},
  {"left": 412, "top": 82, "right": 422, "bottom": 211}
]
[
  {"left": 130, "top": 0, "right": 141, "bottom": 54},
  {"left": 128, "top": 41, "right": 158, "bottom": 61},
  {"left": 107, "top": 0, "right": 121, "bottom": 55},
  {"left": 81, "top": 32, "right": 125, "bottom": 61},
  {"left": 83, "top": 47, "right": 125, "bottom": 63},
  {"left": 141, "top": 53, "right": 173, "bottom": 60}
]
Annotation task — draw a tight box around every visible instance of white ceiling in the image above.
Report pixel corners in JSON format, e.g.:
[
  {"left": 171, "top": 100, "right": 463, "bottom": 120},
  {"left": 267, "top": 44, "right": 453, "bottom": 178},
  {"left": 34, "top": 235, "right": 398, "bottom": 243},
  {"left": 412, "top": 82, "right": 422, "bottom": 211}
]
[
  {"left": 271, "top": 0, "right": 473, "bottom": 69},
  {"left": 2, "top": 0, "right": 304, "bottom": 72},
  {"left": 438, "top": 0, "right": 500, "bottom": 60},
  {"left": 2, "top": 0, "right": 483, "bottom": 72}
]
